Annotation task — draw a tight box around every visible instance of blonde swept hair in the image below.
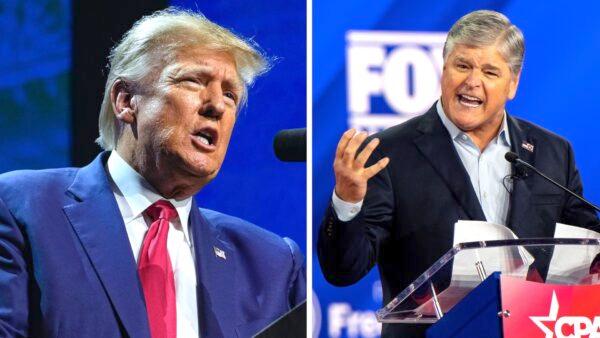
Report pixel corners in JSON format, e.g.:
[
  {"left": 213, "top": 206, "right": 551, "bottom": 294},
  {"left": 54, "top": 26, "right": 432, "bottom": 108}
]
[{"left": 96, "top": 7, "right": 269, "bottom": 150}]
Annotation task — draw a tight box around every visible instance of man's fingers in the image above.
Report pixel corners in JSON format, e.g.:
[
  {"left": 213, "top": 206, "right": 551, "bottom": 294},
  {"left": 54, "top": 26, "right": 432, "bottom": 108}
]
[
  {"left": 364, "top": 157, "right": 390, "bottom": 179},
  {"left": 355, "top": 138, "right": 380, "bottom": 168},
  {"left": 343, "top": 131, "right": 368, "bottom": 165},
  {"left": 335, "top": 129, "right": 356, "bottom": 159}
]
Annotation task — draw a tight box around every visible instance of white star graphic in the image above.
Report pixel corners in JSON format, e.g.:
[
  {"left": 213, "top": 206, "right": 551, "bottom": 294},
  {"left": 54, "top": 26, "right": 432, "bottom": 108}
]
[{"left": 529, "top": 291, "right": 559, "bottom": 338}]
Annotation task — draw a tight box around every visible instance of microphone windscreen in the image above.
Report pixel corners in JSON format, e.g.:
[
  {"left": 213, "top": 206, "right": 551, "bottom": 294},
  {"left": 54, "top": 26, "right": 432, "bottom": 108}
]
[
  {"left": 273, "top": 128, "right": 306, "bottom": 162},
  {"left": 505, "top": 151, "right": 519, "bottom": 163}
]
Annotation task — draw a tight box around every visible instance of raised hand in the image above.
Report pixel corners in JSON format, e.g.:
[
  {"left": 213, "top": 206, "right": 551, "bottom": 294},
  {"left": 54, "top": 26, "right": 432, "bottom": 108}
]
[{"left": 333, "top": 129, "right": 390, "bottom": 203}]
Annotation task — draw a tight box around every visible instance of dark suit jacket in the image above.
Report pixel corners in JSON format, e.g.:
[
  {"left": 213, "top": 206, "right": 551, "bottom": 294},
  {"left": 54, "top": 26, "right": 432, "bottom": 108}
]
[
  {"left": 0, "top": 152, "right": 306, "bottom": 338},
  {"left": 318, "top": 104, "right": 599, "bottom": 337}
]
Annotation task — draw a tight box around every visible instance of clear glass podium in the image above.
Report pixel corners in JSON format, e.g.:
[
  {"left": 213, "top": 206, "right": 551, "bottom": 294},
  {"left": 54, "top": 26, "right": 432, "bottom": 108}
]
[{"left": 376, "top": 238, "right": 600, "bottom": 324}]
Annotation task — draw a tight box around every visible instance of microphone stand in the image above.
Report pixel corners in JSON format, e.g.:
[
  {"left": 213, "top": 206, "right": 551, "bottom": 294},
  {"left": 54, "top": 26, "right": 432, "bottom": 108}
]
[{"left": 505, "top": 152, "right": 600, "bottom": 212}]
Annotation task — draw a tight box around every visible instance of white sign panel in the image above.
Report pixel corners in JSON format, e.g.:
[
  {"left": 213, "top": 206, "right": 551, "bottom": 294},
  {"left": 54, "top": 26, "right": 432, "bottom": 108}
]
[{"left": 346, "top": 30, "right": 446, "bottom": 133}]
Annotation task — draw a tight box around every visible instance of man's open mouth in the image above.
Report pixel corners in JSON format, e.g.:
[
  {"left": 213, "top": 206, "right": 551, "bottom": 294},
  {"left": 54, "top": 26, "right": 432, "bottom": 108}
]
[
  {"left": 457, "top": 94, "right": 483, "bottom": 108},
  {"left": 192, "top": 127, "right": 218, "bottom": 150},
  {"left": 195, "top": 131, "right": 213, "bottom": 145}
]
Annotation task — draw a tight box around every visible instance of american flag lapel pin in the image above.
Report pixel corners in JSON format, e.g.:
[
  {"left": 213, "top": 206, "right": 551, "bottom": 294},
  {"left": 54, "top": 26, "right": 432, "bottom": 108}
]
[
  {"left": 214, "top": 246, "right": 226, "bottom": 260},
  {"left": 521, "top": 141, "right": 534, "bottom": 153}
]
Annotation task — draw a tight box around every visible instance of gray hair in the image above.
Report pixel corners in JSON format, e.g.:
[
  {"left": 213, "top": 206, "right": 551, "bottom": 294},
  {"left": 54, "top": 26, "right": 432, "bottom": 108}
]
[
  {"left": 96, "top": 7, "right": 270, "bottom": 150},
  {"left": 443, "top": 10, "right": 524, "bottom": 76}
]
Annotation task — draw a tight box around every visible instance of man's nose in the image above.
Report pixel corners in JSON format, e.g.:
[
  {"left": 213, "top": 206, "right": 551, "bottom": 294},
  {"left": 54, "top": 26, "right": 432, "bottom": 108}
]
[
  {"left": 464, "top": 70, "right": 482, "bottom": 89},
  {"left": 201, "top": 83, "right": 226, "bottom": 118}
]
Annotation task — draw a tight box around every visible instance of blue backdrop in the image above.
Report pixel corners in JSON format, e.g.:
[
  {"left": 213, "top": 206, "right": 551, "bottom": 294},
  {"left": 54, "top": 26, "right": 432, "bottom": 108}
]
[
  {"left": 0, "top": 0, "right": 71, "bottom": 172},
  {"left": 313, "top": 1, "right": 600, "bottom": 337},
  {"left": 170, "top": 1, "right": 307, "bottom": 253}
]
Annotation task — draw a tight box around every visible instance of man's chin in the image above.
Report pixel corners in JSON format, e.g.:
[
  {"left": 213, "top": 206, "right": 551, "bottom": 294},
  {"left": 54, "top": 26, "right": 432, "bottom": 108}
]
[
  {"left": 177, "top": 153, "right": 219, "bottom": 175},
  {"left": 450, "top": 115, "right": 483, "bottom": 132},
  {"left": 183, "top": 165, "right": 219, "bottom": 180},
  {"left": 448, "top": 108, "right": 484, "bottom": 129}
]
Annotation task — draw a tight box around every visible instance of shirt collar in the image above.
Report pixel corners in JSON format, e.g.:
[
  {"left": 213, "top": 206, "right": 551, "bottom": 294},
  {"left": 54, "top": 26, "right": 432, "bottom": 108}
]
[
  {"left": 436, "top": 99, "right": 511, "bottom": 147},
  {"left": 106, "top": 151, "right": 193, "bottom": 242}
]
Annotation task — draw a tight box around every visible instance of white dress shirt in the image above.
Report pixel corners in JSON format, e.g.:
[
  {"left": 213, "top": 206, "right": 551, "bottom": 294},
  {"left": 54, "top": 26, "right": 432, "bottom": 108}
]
[
  {"left": 106, "top": 151, "right": 199, "bottom": 337},
  {"left": 333, "top": 100, "right": 512, "bottom": 225}
]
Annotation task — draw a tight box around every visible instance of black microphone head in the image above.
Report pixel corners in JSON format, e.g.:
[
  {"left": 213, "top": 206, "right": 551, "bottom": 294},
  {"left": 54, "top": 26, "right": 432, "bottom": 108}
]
[
  {"left": 505, "top": 151, "right": 519, "bottom": 163},
  {"left": 273, "top": 128, "right": 306, "bottom": 162}
]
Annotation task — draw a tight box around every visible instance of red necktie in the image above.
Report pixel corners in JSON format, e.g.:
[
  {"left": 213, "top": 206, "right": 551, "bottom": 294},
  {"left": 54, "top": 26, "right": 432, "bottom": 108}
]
[{"left": 138, "top": 200, "right": 177, "bottom": 338}]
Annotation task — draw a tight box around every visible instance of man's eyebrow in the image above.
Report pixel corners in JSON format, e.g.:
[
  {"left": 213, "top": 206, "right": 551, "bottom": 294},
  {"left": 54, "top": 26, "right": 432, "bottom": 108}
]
[
  {"left": 453, "top": 56, "right": 471, "bottom": 63},
  {"left": 170, "top": 65, "right": 212, "bottom": 77},
  {"left": 452, "top": 56, "right": 503, "bottom": 72},
  {"left": 223, "top": 78, "right": 244, "bottom": 93},
  {"left": 481, "top": 63, "right": 502, "bottom": 72},
  {"left": 171, "top": 65, "right": 243, "bottom": 90}
]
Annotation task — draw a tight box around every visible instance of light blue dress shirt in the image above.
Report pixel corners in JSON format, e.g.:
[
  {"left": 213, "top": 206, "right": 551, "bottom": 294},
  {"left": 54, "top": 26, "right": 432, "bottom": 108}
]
[
  {"left": 435, "top": 100, "right": 512, "bottom": 225},
  {"left": 333, "top": 100, "right": 513, "bottom": 226}
]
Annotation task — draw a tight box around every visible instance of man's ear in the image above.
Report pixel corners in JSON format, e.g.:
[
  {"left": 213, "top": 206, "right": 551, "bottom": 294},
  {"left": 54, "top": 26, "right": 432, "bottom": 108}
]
[{"left": 110, "top": 79, "right": 137, "bottom": 125}]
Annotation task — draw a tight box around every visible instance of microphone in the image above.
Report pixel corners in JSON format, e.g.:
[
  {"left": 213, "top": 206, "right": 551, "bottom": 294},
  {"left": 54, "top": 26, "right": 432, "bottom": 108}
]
[
  {"left": 273, "top": 128, "right": 306, "bottom": 162},
  {"left": 504, "top": 151, "right": 600, "bottom": 212}
]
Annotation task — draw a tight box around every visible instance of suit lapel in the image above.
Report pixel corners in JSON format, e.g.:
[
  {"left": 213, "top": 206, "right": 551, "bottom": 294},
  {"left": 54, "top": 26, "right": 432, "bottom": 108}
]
[
  {"left": 413, "top": 106, "right": 486, "bottom": 221},
  {"left": 190, "top": 203, "right": 237, "bottom": 338},
  {"left": 506, "top": 115, "right": 536, "bottom": 235},
  {"left": 62, "top": 153, "right": 150, "bottom": 338}
]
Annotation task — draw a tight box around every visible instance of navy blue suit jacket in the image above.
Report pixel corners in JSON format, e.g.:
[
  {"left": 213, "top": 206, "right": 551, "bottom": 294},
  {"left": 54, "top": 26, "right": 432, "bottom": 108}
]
[
  {"left": 318, "top": 104, "right": 599, "bottom": 337},
  {"left": 0, "top": 152, "right": 306, "bottom": 338}
]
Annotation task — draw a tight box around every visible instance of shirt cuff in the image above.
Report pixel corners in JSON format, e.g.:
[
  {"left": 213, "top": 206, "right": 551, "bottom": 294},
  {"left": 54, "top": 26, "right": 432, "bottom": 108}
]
[{"left": 331, "top": 191, "right": 363, "bottom": 222}]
